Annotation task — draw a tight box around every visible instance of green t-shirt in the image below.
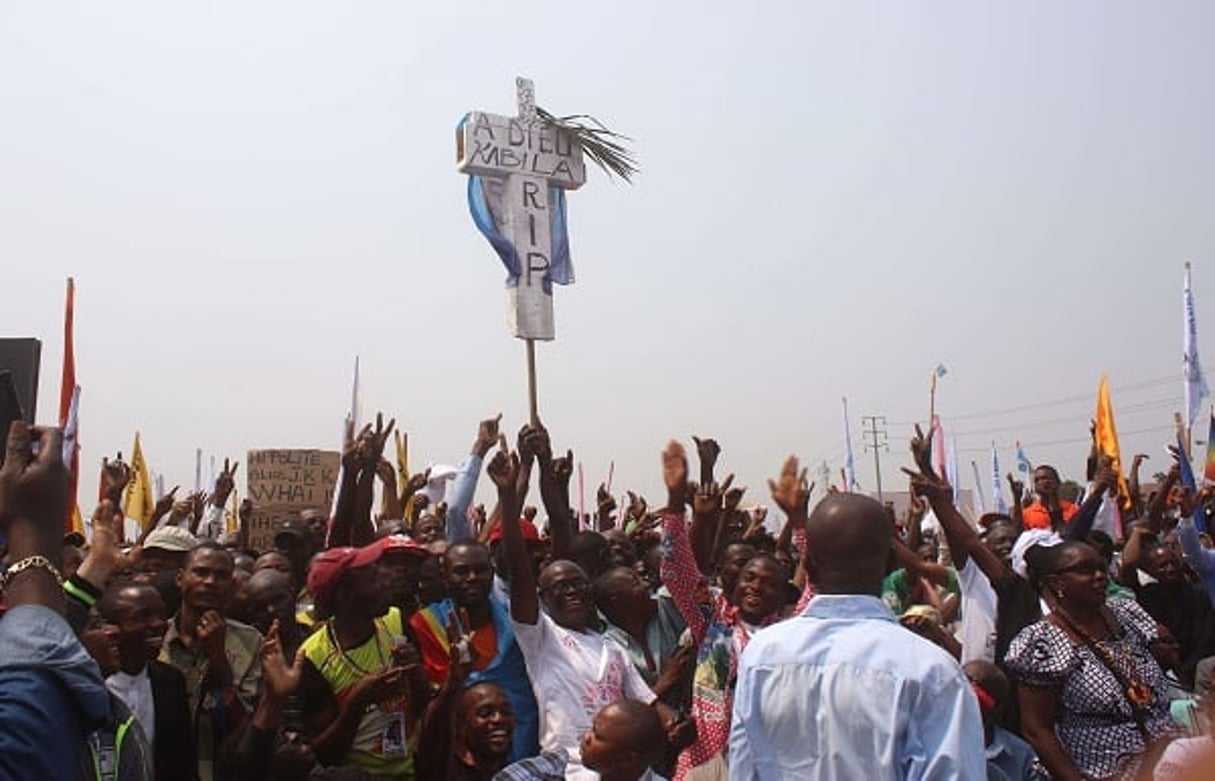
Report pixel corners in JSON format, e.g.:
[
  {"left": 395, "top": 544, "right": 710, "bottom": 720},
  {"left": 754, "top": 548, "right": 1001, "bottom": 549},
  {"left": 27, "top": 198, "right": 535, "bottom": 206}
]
[{"left": 881, "top": 567, "right": 960, "bottom": 615}]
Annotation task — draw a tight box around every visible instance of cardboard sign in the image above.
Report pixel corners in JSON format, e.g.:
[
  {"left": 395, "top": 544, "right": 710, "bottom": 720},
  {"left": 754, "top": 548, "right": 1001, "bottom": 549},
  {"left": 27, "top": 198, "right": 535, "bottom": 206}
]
[{"left": 245, "top": 449, "right": 339, "bottom": 552}]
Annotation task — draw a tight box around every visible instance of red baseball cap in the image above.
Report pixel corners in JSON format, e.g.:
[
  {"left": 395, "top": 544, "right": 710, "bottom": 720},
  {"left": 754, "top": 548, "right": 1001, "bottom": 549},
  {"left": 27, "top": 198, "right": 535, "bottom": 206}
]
[
  {"left": 487, "top": 518, "right": 541, "bottom": 543},
  {"left": 379, "top": 533, "right": 430, "bottom": 557},
  {"left": 307, "top": 542, "right": 386, "bottom": 610}
]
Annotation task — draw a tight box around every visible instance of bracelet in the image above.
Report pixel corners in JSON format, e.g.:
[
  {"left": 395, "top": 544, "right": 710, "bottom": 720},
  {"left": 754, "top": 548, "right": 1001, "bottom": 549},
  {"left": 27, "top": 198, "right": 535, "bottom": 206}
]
[{"left": 2, "top": 555, "right": 65, "bottom": 589}]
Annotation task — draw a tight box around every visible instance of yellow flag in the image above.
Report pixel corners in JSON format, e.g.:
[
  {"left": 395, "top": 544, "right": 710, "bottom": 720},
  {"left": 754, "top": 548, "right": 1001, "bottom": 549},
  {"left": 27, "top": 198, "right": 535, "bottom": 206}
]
[
  {"left": 226, "top": 488, "right": 239, "bottom": 535},
  {"left": 122, "top": 432, "right": 155, "bottom": 526},
  {"left": 395, "top": 429, "right": 409, "bottom": 481},
  {"left": 1094, "top": 376, "right": 1131, "bottom": 508}
]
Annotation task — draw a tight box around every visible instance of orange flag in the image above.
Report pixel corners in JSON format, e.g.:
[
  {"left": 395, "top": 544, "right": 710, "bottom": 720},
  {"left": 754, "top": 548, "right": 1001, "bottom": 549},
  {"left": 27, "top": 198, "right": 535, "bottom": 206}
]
[
  {"left": 59, "top": 278, "right": 84, "bottom": 534},
  {"left": 1094, "top": 375, "right": 1131, "bottom": 508}
]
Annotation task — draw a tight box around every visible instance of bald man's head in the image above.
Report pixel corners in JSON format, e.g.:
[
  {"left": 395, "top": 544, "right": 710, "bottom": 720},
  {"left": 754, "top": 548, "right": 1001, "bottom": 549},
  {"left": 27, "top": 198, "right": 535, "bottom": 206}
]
[
  {"left": 579, "top": 699, "right": 665, "bottom": 776},
  {"left": 804, "top": 493, "right": 893, "bottom": 595}
]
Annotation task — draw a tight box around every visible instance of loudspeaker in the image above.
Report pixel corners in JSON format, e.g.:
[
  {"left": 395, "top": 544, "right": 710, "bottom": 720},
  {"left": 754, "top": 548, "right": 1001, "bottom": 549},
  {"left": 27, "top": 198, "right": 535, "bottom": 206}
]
[{"left": 0, "top": 338, "right": 42, "bottom": 422}]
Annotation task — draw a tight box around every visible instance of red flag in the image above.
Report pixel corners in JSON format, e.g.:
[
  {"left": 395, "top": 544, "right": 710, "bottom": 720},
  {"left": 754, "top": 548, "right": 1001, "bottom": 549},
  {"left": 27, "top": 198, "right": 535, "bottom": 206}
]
[{"left": 59, "top": 278, "right": 82, "bottom": 534}]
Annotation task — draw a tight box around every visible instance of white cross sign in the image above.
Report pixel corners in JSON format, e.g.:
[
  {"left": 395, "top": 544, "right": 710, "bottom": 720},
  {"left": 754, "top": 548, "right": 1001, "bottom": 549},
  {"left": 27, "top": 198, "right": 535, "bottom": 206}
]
[{"left": 457, "top": 78, "right": 586, "bottom": 341}]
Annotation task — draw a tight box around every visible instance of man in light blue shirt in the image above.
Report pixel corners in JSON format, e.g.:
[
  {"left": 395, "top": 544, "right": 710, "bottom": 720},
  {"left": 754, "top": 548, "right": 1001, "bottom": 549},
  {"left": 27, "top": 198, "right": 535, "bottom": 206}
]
[{"left": 730, "top": 492, "right": 985, "bottom": 780}]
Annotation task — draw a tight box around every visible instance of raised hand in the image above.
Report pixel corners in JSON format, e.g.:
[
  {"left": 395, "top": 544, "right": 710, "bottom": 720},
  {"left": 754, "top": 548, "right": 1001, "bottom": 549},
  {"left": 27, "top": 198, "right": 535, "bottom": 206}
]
[
  {"left": 909, "top": 425, "right": 936, "bottom": 478},
  {"left": 1093, "top": 455, "right": 1119, "bottom": 495},
  {"left": 1005, "top": 473, "right": 1024, "bottom": 503},
  {"left": 693, "top": 474, "right": 730, "bottom": 518},
  {"left": 662, "top": 440, "right": 690, "bottom": 512},
  {"left": 260, "top": 620, "right": 303, "bottom": 700},
  {"left": 1180, "top": 486, "right": 1212, "bottom": 518},
  {"left": 626, "top": 490, "right": 647, "bottom": 522},
  {"left": 405, "top": 468, "right": 431, "bottom": 496},
  {"left": 902, "top": 464, "right": 952, "bottom": 507},
  {"left": 473, "top": 413, "right": 503, "bottom": 458},
  {"left": 196, "top": 610, "right": 229, "bottom": 669},
  {"left": 376, "top": 458, "right": 397, "bottom": 487},
  {"left": 691, "top": 436, "right": 720, "bottom": 486},
  {"left": 596, "top": 483, "right": 617, "bottom": 521},
  {"left": 80, "top": 498, "right": 132, "bottom": 585},
  {"left": 151, "top": 485, "right": 180, "bottom": 521},
  {"left": 100, "top": 454, "right": 131, "bottom": 503},
  {"left": 487, "top": 450, "right": 521, "bottom": 496},
  {"left": 212, "top": 458, "right": 239, "bottom": 506},
  {"left": 724, "top": 482, "right": 747, "bottom": 513},
  {"left": 361, "top": 413, "right": 396, "bottom": 468},
  {"left": 768, "top": 455, "right": 811, "bottom": 520},
  {"left": 0, "top": 423, "right": 71, "bottom": 608},
  {"left": 187, "top": 491, "right": 209, "bottom": 529}
]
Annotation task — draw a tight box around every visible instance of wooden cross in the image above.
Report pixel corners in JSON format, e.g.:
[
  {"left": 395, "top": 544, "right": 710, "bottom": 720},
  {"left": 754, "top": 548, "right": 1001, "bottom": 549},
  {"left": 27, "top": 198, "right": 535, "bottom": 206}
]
[
  {"left": 458, "top": 78, "right": 586, "bottom": 341},
  {"left": 458, "top": 78, "right": 586, "bottom": 421}
]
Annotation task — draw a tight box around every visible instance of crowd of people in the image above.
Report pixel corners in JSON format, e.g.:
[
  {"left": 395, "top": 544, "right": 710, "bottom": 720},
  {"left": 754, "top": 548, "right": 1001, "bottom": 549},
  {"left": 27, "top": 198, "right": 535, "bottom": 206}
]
[{"left": 1, "top": 410, "right": 1214, "bottom": 780}]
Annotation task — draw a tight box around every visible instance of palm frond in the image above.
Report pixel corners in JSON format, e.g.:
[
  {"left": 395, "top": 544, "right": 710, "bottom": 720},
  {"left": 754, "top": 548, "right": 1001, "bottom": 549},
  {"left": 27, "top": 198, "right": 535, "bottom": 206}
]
[{"left": 536, "top": 106, "right": 638, "bottom": 183}]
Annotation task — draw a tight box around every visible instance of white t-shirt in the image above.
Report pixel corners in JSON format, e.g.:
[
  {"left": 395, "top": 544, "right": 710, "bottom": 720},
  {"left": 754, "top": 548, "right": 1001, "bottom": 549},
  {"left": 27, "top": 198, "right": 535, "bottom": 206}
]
[
  {"left": 956, "top": 558, "right": 997, "bottom": 665},
  {"left": 513, "top": 611, "right": 656, "bottom": 780},
  {"left": 107, "top": 667, "right": 156, "bottom": 747}
]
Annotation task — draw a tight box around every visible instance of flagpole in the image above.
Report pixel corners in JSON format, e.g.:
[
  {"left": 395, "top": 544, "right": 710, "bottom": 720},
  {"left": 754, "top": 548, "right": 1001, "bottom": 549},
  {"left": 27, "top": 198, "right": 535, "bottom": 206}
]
[
  {"left": 526, "top": 339, "right": 539, "bottom": 425},
  {"left": 929, "top": 373, "right": 936, "bottom": 429}
]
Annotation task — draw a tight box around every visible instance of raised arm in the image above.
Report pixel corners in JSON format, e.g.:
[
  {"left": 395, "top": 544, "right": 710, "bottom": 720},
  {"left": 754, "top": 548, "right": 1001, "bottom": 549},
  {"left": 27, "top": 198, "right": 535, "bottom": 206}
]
[
  {"left": 327, "top": 421, "right": 364, "bottom": 548},
  {"left": 1006, "top": 473, "right": 1025, "bottom": 531},
  {"left": 536, "top": 426, "right": 574, "bottom": 561},
  {"left": 199, "top": 458, "right": 238, "bottom": 540},
  {"left": 1144, "top": 464, "right": 1180, "bottom": 535},
  {"left": 1060, "top": 456, "right": 1118, "bottom": 542},
  {"left": 892, "top": 537, "right": 953, "bottom": 588},
  {"left": 1126, "top": 453, "right": 1148, "bottom": 521},
  {"left": 488, "top": 449, "right": 537, "bottom": 624},
  {"left": 658, "top": 440, "right": 709, "bottom": 643},
  {"left": 136, "top": 485, "right": 179, "bottom": 546},
  {"left": 445, "top": 414, "right": 500, "bottom": 542},
  {"left": 904, "top": 425, "right": 1009, "bottom": 587},
  {"left": 376, "top": 459, "right": 403, "bottom": 521}
]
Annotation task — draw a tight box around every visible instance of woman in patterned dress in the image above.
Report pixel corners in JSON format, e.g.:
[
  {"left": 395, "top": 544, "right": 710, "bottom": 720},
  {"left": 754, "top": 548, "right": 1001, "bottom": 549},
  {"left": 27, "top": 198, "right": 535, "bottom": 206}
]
[{"left": 1004, "top": 540, "right": 1176, "bottom": 780}]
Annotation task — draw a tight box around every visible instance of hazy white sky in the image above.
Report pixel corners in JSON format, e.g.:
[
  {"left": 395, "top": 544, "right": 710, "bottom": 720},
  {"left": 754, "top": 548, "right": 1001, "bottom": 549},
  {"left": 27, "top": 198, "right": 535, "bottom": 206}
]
[{"left": 4, "top": 2, "right": 1214, "bottom": 512}]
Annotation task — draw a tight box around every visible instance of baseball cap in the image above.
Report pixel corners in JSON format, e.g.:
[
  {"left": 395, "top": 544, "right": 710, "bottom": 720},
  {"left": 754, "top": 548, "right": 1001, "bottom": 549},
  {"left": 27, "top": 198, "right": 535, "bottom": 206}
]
[
  {"left": 307, "top": 540, "right": 390, "bottom": 611},
  {"left": 378, "top": 534, "right": 429, "bottom": 557},
  {"left": 487, "top": 518, "right": 541, "bottom": 543},
  {"left": 144, "top": 526, "right": 200, "bottom": 553}
]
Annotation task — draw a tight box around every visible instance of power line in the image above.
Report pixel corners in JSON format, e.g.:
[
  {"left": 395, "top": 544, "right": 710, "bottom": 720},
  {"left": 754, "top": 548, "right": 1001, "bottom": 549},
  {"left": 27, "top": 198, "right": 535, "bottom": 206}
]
[
  {"left": 888, "top": 375, "right": 1176, "bottom": 427},
  {"left": 861, "top": 415, "right": 888, "bottom": 501},
  {"left": 953, "top": 424, "right": 1175, "bottom": 454}
]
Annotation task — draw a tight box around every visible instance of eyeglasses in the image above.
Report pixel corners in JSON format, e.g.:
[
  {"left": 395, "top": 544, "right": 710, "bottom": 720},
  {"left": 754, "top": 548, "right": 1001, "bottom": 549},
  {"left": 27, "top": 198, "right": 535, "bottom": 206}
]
[
  {"left": 541, "top": 580, "right": 590, "bottom": 597},
  {"left": 1057, "top": 560, "right": 1105, "bottom": 576}
]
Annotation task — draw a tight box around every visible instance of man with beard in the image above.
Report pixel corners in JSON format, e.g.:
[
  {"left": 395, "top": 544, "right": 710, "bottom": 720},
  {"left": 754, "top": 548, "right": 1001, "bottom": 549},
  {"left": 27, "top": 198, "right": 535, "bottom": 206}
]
[
  {"left": 409, "top": 539, "right": 539, "bottom": 760},
  {"left": 99, "top": 582, "right": 197, "bottom": 780},
  {"left": 160, "top": 541, "right": 262, "bottom": 781}
]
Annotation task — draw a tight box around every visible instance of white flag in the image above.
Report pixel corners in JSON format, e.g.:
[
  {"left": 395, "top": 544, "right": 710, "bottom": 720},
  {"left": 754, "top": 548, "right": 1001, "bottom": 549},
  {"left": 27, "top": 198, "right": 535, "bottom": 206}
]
[
  {"left": 1185, "top": 262, "right": 1209, "bottom": 430},
  {"left": 842, "top": 397, "right": 859, "bottom": 491}
]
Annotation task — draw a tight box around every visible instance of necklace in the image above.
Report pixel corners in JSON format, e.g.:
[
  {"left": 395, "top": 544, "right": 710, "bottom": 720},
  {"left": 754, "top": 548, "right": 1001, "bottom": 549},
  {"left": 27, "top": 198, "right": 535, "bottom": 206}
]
[
  {"left": 1052, "top": 605, "right": 1153, "bottom": 711},
  {"left": 326, "top": 618, "right": 389, "bottom": 677}
]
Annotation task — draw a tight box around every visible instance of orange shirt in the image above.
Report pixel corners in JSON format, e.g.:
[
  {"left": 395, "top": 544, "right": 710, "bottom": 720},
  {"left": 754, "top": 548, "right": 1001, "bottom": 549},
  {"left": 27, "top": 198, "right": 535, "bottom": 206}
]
[{"left": 1022, "top": 500, "right": 1078, "bottom": 530}]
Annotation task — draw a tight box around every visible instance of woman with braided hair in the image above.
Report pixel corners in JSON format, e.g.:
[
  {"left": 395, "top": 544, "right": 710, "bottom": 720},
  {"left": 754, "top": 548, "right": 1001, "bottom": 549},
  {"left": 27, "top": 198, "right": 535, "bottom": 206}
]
[{"left": 1004, "top": 540, "right": 1176, "bottom": 780}]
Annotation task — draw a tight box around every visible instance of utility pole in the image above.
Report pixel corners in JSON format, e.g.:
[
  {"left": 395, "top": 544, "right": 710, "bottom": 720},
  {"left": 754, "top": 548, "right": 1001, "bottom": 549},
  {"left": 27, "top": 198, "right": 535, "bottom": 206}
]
[{"left": 862, "top": 415, "right": 889, "bottom": 502}]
